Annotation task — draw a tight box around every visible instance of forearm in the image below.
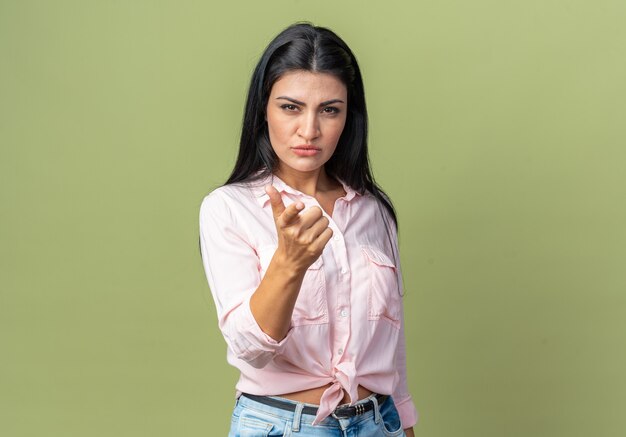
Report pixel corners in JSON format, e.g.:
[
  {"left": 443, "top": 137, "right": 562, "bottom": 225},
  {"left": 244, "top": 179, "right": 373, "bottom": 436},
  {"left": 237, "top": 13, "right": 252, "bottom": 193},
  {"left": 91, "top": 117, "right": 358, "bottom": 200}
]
[{"left": 249, "top": 250, "right": 306, "bottom": 341}]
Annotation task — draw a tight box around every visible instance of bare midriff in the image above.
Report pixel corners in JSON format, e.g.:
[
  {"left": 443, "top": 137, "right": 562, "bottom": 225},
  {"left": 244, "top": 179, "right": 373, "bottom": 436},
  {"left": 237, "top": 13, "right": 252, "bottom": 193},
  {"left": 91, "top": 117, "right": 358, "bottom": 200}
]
[{"left": 277, "top": 383, "right": 373, "bottom": 405}]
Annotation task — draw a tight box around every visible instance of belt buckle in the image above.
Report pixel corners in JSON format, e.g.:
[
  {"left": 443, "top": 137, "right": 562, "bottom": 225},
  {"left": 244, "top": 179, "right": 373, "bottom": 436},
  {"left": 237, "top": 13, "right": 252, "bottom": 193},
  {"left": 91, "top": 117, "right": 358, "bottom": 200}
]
[{"left": 354, "top": 403, "right": 365, "bottom": 415}]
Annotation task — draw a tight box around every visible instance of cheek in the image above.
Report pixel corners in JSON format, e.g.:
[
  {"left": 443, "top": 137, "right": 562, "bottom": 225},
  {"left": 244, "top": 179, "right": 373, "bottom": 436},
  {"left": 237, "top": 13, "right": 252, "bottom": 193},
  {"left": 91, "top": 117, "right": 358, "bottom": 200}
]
[
  {"left": 328, "top": 119, "right": 347, "bottom": 141},
  {"left": 267, "top": 115, "right": 293, "bottom": 143}
]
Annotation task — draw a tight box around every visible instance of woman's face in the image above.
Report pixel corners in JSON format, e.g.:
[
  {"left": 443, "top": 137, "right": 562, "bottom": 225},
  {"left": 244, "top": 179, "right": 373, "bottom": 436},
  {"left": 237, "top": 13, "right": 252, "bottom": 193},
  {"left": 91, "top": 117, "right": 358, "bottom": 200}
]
[{"left": 266, "top": 70, "right": 348, "bottom": 176}]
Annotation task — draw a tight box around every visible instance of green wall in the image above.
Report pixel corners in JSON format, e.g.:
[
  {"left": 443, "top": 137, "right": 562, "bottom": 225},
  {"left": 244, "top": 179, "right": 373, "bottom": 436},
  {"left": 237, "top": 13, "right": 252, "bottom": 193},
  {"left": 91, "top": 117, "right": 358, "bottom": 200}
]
[{"left": 1, "top": 1, "right": 625, "bottom": 436}]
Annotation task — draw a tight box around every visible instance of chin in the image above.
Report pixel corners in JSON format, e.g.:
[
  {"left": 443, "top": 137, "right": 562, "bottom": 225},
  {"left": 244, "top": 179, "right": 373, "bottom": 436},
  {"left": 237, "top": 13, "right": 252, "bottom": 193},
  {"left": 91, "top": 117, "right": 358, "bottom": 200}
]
[
  {"left": 278, "top": 156, "right": 325, "bottom": 172},
  {"left": 290, "top": 161, "right": 327, "bottom": 173}
]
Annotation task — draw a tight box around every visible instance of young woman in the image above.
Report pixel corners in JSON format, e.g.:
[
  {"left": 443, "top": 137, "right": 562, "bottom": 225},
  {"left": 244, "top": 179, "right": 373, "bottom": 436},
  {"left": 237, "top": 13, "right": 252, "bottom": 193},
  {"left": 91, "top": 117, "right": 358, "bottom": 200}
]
[{"left": 199, "top": 22, "right": 418, "bottom": 436}]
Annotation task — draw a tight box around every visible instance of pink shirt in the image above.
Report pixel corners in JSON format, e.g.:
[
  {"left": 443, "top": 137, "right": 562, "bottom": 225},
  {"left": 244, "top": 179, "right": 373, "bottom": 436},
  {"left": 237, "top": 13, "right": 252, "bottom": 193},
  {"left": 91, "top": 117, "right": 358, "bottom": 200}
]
[{"left": 198, "top": 170, "right": 418, "bottom": 428}]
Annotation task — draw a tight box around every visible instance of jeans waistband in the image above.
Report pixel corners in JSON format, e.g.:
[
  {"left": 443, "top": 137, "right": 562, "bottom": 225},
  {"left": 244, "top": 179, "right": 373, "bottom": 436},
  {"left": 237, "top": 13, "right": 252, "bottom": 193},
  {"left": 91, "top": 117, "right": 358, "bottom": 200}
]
[{"left": 240, "top": 392, "right": 388, "bottom": 419}]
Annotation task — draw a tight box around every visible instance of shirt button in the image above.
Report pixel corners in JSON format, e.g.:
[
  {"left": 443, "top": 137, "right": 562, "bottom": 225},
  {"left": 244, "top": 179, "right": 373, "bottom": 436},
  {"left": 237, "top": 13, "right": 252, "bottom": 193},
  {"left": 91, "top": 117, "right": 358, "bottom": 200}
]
[
  {"left": 333, "top": 235, "right": 340, "bottom": 241},
  {"left": 338, "top": 348, "right": 344, "bottom": 355},
  {"left": 340, "top": 309, "right": 348, "bottom": 317},
  {"left": 341, "top": 267, "right": 347, "bottom": 274}
]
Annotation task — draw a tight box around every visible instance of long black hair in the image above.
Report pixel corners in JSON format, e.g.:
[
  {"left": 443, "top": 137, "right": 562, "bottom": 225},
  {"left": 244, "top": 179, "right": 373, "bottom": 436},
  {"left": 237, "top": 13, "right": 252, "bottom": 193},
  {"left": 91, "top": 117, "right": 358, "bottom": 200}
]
[{"left": 203, "top": 22, "right": 404, "bottom": 293}]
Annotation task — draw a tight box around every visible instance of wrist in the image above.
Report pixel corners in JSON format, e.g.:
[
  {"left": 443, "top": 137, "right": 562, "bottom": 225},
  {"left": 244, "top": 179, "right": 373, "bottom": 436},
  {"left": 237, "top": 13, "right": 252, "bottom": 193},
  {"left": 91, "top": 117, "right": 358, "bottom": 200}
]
[{"left": 270, "top": 251, "right": 306, "bottom": 279}]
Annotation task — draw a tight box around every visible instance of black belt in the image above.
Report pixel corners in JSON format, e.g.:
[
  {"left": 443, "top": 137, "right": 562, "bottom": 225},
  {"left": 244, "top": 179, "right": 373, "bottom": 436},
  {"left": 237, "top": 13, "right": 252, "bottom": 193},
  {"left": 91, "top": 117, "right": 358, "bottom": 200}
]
[{"left": 240, "top": 392, "right": 388, "bottom": 419}]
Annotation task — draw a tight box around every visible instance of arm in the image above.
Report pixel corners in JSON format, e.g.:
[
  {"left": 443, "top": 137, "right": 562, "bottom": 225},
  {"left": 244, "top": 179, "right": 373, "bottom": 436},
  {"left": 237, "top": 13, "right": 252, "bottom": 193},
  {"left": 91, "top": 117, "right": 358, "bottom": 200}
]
[
  {"left": 386, "top": 211, "right": 419, "bottom": 430},
  {"left": 395, "top": 304, "right": 419, "bottom": 431},
  {"left": 199, "top": 186, "right": 332, "bottom": 368},
  {"left": 249, "top": 184, "right": 333, "bottom": 341},
  {"left": 248, "top": 247, "right": 306, "bottom": 341},
  {"left": 199, "top": 190, "right": 300, "bottom": 368}
]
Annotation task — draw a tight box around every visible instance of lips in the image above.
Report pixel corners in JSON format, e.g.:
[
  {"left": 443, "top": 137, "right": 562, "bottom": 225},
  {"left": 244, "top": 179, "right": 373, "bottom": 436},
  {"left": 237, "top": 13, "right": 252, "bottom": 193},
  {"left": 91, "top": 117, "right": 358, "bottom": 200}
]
[
  {"left": 291, "top": 146, "right": 321, "bottom": 156},
  {"left": 293, "top": 145, "right": 321, "bottom": 151}
]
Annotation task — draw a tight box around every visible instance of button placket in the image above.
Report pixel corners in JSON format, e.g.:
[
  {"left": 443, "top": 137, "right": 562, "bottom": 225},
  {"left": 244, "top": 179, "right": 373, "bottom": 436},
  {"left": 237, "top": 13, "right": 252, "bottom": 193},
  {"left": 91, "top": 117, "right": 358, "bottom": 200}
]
[{"left": 330, "top": 226, "right": 350, "bottom": 364}]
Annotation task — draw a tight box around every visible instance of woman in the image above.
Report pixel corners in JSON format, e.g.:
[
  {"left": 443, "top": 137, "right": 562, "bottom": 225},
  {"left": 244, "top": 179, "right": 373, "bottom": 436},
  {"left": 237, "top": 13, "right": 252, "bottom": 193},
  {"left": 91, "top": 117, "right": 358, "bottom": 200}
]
[{"left": 199, "top": 22, "right": 418, "bottom": 436}]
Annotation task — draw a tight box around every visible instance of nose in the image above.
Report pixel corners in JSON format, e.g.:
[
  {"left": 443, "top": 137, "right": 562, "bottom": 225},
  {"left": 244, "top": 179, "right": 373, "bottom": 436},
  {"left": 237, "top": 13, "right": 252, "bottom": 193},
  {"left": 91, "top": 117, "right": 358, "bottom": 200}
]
[{"left": 297, "top": 111, "right": 321, "bottom": 141}]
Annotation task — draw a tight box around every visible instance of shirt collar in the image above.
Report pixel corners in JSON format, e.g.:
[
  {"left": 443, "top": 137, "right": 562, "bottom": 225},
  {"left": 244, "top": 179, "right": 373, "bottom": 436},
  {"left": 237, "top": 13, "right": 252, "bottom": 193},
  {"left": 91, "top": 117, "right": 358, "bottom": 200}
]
[{"left": 251, "top": 169, "right": 361, "bottom": 208}]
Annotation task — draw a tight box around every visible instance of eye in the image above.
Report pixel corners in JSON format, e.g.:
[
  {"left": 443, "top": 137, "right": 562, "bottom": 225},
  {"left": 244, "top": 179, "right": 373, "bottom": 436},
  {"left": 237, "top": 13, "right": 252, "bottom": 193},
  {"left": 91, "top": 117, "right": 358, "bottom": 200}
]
[
  {"left": 322, "top": 106, "right": 340, "bottom": 114},
  {"left": 280, "top": 104, "right": 299, "bottom": 111}
]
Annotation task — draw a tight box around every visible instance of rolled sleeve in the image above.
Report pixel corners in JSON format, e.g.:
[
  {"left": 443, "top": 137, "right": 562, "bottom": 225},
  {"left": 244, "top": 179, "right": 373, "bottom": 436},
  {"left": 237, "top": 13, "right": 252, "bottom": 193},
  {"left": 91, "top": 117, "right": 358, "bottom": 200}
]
[
  {"left": 229, "top": 294, "right": 295, "bottom": 368},
  {"left": 199, "top": 189, "right": 291, "bottom": 368},
  {"left": 392, "top": 301, "right": 419, "bottom": 428},
  {"left": 395, "top": 394, "right": 419, "bottom": 430}
]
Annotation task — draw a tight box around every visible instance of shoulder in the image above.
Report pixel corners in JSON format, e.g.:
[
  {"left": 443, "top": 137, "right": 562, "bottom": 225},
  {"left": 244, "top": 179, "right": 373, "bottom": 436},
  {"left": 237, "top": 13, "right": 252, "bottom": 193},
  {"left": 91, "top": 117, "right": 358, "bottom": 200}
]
[
  {"left": 199, "top": 182, "right": 265, "bottom": 223},
  {"left": 201, "top": 182, "right": 258, "bottom": 207}
]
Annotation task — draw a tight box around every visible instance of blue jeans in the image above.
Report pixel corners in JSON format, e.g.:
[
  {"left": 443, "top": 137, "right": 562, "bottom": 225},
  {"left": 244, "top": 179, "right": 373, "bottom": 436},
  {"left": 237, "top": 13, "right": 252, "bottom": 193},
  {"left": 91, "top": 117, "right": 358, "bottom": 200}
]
[{"left": 228, "top": 392, "right": 406, "bottom": 436}]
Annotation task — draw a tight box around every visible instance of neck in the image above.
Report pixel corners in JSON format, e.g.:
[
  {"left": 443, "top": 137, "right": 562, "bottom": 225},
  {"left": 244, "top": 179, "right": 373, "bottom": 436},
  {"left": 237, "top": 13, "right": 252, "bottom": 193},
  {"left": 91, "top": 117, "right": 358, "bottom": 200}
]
[{"left": 274, "top": 165, "right": 335, "bottom": 197}]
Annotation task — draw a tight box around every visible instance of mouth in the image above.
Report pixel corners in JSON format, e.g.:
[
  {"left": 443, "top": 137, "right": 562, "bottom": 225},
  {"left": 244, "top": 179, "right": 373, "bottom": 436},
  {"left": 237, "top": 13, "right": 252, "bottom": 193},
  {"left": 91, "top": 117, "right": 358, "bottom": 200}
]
[
  {"left": 291, "top": 146, "right": 321, "bottom": 156},
  {"left": 292, "top": 145, "right": 321, "bottom": 151}
]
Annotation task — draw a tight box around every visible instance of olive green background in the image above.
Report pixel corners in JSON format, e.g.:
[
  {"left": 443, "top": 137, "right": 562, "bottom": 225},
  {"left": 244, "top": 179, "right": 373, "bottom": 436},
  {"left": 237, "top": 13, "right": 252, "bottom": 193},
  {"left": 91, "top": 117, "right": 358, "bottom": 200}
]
[{"left": 1, "top": 1, "right": 625, "bottom": 436}]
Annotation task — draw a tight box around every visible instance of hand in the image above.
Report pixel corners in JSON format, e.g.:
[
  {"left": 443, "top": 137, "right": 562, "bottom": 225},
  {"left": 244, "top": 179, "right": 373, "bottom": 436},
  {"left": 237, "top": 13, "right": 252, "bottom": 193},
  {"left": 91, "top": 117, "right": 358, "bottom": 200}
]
[
  {"left": 404, "top": 427, "right": 415, "bottom": 437},
  {"left": 266, "top": 184, "right": 333, "bottom": 272}
]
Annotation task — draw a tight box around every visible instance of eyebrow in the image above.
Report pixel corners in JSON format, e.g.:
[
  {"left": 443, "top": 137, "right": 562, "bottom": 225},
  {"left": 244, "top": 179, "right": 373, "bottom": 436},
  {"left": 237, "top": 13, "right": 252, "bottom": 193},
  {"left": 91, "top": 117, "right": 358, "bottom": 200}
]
[{"left": 275, "top": 96, "right": 345, "bottom": 106}]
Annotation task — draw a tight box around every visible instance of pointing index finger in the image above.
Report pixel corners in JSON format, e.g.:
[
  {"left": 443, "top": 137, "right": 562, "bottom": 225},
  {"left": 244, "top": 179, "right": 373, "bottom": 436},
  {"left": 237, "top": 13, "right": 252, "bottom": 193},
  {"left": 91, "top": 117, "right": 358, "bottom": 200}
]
[{"left": 265, "top": 185, "right": 285, "bottom": 219}]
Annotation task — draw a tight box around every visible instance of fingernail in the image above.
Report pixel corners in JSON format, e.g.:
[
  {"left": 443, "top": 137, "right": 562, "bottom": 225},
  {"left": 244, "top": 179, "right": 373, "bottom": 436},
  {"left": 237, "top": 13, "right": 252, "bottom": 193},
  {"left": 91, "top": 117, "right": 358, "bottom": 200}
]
[{"left": 295, "top": 202, "right": 304, "bottom": 210}]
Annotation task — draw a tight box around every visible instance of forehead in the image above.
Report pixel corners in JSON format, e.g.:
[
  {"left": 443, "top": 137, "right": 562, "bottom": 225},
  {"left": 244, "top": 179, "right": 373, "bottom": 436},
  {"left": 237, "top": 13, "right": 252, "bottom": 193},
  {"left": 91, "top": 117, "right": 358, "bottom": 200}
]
[{"left": 269, "top": 70, "right": 347, "bottom": 99}]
